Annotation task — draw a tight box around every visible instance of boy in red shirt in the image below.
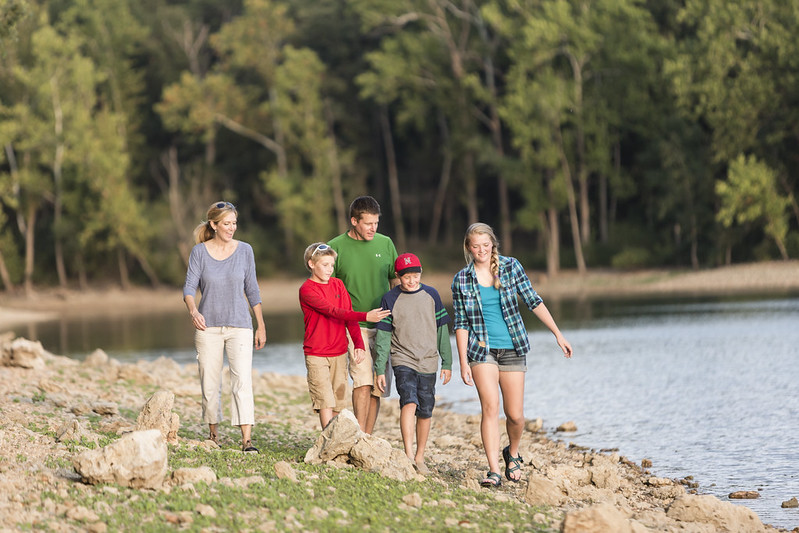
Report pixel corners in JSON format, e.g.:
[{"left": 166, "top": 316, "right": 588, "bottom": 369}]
[{"left": 299, "top": 242, "right": 390, "bottom": 429}]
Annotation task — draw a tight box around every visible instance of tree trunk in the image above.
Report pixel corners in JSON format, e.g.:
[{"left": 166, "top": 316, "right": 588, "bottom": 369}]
[
  {"left": 162, "top": 146, "right": 191, "bottom": 266},
  {"left": 598, "top": 172, "right": 608, "bottom": 244},
  {"left": 545, "top": 170, "right": 561, "bottom": 277},
  {"left": 50, "top": 77, "right": 68, "bottom": 288},
  {"left": 778, "top": 174, "right": 799, "bottom": 226},
  {"left": 118, "top": 248, "right": 130, "bottom": 290},
  {"left": 5, "top": 144, "right": 28, "bottom": 237},
  {"left": 554, "top": 124, "right": 587, "bottom": 274},
  {"left": 77, "top": 253, "right": 88, "bottom": 290},
  {"left": 133, "top": 252, "right": 161, "bottom": 288},
  {"left": 464, "top": 151, "right": 478, "bottom": 224},
  {"left": 24, "top": 203, "right": 36, "bottom": 296},
  {"left": 0, "top": 250, "right": 14, "bottom": 293},
  {"left": 428, "top": 111, "right": 453, "bottom": 246},
  {"left": 476, "top": 11, "right": 512, "bottom": 252},
  {"left": 690, "top": 213, "right": 699, "bottom": 270},
  {"left": 324, "top": 100, "right": 348, "bottom": 235},
  {"left": 379, "top": 106, "right": 406, "bottom": 252},
  {"left": 566, "top": 52, "right": 590, "bottom": 245}
]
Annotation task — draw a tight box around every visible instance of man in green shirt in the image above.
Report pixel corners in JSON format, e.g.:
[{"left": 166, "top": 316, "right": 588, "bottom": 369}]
[{"left": 328, "top": 196, "right": 398, "bottom": 433}]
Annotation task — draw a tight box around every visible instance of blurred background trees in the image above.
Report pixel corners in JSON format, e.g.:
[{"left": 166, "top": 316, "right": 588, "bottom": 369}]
[{"left": 1, "top": 0, "right": 797, "bottom": 293}]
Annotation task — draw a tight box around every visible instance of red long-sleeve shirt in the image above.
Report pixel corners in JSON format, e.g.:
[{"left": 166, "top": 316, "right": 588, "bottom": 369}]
[{"left": 299, "top": 277, "right": 365, "bottom": 356}]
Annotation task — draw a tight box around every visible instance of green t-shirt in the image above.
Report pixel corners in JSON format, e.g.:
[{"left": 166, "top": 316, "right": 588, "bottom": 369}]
[{"left": 328, "top": 231, "right": 398, "bottom": 327}]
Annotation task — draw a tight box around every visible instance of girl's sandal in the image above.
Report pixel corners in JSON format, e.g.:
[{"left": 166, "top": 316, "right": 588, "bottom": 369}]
[
  {"left": 208, "top": 430, "right": 218, "bottom": 444},
  {"left": 503, "top": 445, "right": 523, "bottom": 482},
  {"left": 480, "top": 471, "right": 502, "bottom": 488}
]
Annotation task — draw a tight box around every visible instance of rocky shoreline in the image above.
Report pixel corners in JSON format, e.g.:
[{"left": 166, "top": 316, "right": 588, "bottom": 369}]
[{"left": 1, "top": 334, "right": 794, "bottom": 532}]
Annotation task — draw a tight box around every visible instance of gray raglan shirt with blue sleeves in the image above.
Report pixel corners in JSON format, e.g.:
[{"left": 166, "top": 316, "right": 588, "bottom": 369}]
[{"left": 183, "top": 241, "right": 261, "bottom": 329}]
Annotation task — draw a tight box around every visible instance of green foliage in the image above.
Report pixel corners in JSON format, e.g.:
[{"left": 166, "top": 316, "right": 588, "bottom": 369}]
[
  {"left": 611, "top": 247, "right": 654, "bottom": 270},
  {"left": 2, "top": 0, "right": 799, "bottom": 289},
  {"left": 0, "top": 0, "right": 29, "bottom": 43},
  {"left": 717, "top": 154, "right": 790, "bottom": 259}
]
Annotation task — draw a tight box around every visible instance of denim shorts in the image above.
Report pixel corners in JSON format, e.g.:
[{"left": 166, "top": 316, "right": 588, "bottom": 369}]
[
  {"left": 393, "top": 365, "right": 436, "bottom": 419},
  {"left": 469, "top": 348, "right": 527, "bottom": 372}
]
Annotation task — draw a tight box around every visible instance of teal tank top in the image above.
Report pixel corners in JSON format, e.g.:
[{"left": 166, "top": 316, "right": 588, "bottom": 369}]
[{"left": 478, "top": 284, "right": 514, "bottom": 349}]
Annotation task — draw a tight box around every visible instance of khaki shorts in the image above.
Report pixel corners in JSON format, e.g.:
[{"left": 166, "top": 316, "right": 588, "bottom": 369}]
[
  {"left": 305, "top": 353, "right": 349, "bottom": 412},
  {"left": 347, "top": 327, "right": 392, "bottom": 398}
]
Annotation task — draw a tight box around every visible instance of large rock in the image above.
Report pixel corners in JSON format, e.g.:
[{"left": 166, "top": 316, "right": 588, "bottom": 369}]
[
  {"left": 666, "top": 494, "right": 769, "bottom": 532},
  {"left": 589, "top": 464, "right": 622, "bottom": 489},
  {"left": 56, "top": 417, "right": 98, "bottom": 445},
  {"left": 72, "top": 429, "right": 167, "bottom": 489},
  {"left": 561, "top": 502, "right": 633, "bottom": 533},
  {"left": 171, "top": 466, "right": 217, "bottom": 486},
  {"left": 304, "top": 409, "right": 362, "bottom": 464},
  {"left": 117, "top": 364, "right": 154, "bottom": 384},
  {"left": 350, "top": 436, "right": 416, "bottom": 481},
  {"left": 274, "top": 461, "right": 298, "bottom": 482},
  {"left": 304, "top": 409, "right": 416, "bottom": 481},
  {"left": 135, "top": 390, "right": 180, "bottom": 444},
  {"left": 525, "top": 473, "right": 566, "bottom": 506},
  {"left": 1, "top": 337, "right": 46, "bottom": 369},
  {"left": 83, "top": 349, "right": 109, "bottom": 367}
]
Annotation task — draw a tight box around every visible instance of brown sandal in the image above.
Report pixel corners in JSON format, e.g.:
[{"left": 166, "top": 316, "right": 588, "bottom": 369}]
[{"left": 242, "top": 440, "right": 259, "bottom": 453}]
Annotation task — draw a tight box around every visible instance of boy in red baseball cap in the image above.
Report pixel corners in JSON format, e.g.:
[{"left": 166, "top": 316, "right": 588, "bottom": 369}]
[{"left": 374, "top": 253, "right": 452, "bottom": 474}]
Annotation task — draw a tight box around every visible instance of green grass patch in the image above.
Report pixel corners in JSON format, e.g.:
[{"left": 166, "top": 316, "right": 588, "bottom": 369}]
[{"left": 46, "top": 434, "right": 555, "bottom": 532}]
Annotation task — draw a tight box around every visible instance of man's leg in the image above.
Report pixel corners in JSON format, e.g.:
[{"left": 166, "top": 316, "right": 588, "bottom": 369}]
[
  {"left": 351, "top": 327, "right": 379, "bottom": 433},
  {"left": 352, "top": 385, "right": 371, "bottom": 431},
  {"left": 365, "top": 395, "right": 380, "bottom": 434}
]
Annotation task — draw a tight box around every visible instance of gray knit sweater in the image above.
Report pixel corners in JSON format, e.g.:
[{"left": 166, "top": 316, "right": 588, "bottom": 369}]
[{"left": 183, "top": 241, "right": 261, "bottom": 328}]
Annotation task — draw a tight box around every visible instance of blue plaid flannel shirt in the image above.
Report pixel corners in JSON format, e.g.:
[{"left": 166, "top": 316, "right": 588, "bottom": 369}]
[{"left": 451, "top": 255, "right": 543, "bottom": 363}]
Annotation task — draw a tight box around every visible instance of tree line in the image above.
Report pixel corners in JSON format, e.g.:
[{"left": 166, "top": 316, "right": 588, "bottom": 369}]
[{"left": 1, "top": 0, "right": 797, "bottom": 294}]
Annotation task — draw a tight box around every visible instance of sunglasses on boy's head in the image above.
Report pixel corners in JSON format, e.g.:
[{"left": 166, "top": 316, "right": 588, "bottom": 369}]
[
  {"left": 215, "top": 202, "right": 235, "bottom": 209},
  {"left": 312, "top": 244, "right": 331, "bottom": 257}
]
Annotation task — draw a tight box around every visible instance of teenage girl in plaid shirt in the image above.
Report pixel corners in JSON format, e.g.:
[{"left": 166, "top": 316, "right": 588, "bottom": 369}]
[{"left": 451, "top": 223, "right": 573, "bottom": 487}]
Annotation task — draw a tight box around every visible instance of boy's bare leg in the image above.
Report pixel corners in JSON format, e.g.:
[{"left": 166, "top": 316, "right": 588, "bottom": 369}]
[
  {"left": 400, "top": 403, "right": 417, "bottom": 458},
  {"left": 414, "top": 417, "right": 432, "bottom": 464},
  {"left": 319, "top": 408, "right": 337, "bottom": 430},
  {"left": 365, "top": 396, "right": 380, "bottom": 434},
  {"left": 352, "top": 385, "right": 371, "bottom": 432}
]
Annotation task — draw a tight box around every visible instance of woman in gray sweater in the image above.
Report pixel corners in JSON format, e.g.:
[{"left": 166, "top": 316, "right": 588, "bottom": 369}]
[{"left": 183, "top": 201, "right": 266, "bottom": 452}]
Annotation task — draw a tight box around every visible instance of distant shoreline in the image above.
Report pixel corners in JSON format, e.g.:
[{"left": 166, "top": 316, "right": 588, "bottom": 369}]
[{"left": 2, "top": 260, "right": 798, "bottom": 332}]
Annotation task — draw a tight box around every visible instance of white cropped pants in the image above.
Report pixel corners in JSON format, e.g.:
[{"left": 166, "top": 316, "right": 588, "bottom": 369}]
[{"left": 195, "top": 326, "right": 254, "bottom": 426}]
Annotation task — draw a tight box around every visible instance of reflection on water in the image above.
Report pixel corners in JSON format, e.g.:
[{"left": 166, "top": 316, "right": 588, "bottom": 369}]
[
  {"left": 12, "top": 293, "right": 799, "bottom": 529},
  {"left": 22, "top": 311, "right": 306, "bottom": 359}
]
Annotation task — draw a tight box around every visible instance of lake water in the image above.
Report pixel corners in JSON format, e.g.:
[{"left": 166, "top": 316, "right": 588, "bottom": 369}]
[{"left": 18, "top": 294, "right": 799, "bottom": 529}]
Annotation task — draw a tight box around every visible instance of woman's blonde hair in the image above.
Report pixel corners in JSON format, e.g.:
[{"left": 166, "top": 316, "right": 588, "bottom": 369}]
[
  {"left": 304, "top": 242, "right": 337, "bottom": 271},
  {"left": 193, "top": 201, "right": 238, "bottom": 244},
  {"left": 463, "top": 222, "right": 502, "bottom": 289}
]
